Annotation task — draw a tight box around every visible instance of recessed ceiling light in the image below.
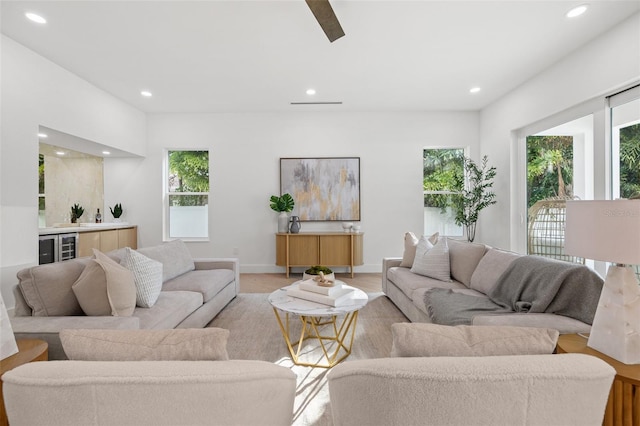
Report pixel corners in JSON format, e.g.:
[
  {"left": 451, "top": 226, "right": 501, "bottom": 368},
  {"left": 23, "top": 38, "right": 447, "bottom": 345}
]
[
  {"left": 469, "top": 87, "right": 481, "bottom": 94},
  {"left": 56, "top": 151, "right": 65, "bottom": 156},
  {"left": 102, "top": 151, "right": 111, "bottom": 155},
  {"left": 25, "top": 12, "right": 46, "bottom": 24},
  {"left": 567, "top": 5, "right": 588, "bottom": 18},
  {"left": 140, "top": 90, "right": 153, "bottom": 97},
  {"left": 306, "top": 89, "right": 316, "bottom": 96},
  {"left": 38, "top": 133, "right": 48, "bottom": 138}
]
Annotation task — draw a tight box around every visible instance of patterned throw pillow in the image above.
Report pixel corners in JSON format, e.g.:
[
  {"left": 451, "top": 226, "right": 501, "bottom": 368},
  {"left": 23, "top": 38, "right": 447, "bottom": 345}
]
[
  {"left": 410, "top": 236, "right": 451, "bottom": 282},
  {"left": 120, "top": 247, "right": 163, "bottom": 308},
  {"left": 400, "top": 232, "right": 439, "bottom": 268}
]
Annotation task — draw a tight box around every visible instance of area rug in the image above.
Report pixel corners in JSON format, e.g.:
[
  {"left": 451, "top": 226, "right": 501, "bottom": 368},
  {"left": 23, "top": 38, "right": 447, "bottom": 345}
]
[{"left": 208, "top": 292, "right": 408, "bottom": 426}]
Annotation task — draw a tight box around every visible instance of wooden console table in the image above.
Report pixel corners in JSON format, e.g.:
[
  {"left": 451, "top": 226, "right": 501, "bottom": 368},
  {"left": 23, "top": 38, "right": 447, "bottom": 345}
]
[
  {"left": 0, "top": 339, "right": 48, "bottom": 426},
  {"left": 276, "top": 232, "right": 363, "bottom": 278},
  {"left": 556, "top": 334, "right": 639, "bottom": 426}
]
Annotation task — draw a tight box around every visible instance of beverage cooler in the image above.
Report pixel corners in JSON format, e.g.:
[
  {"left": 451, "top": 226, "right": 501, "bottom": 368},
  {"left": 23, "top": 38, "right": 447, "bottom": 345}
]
[{"left": 38, "top": 233, "right": 78, "bottom": 264}]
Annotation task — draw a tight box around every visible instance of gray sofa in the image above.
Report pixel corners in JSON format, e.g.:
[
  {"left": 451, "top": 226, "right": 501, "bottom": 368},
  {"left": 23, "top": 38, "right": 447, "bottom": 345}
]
[
  {"left": 382, "top": 237, "right": 600, "bottom": 334},
  {"left": 10, "top": 240, "right": 239, "bottom": 359}
]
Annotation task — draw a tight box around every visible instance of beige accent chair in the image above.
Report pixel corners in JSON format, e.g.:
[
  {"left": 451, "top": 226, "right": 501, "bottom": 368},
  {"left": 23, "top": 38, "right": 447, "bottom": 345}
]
[
  {"left": 3, "top": 328, "right": 296, "bottom": 426},
  {"left": 3, "top": 359, "right": 296, "bottom": 426},
  {"left": 328, "top": 354, "right": 615, "bottom": 426}
]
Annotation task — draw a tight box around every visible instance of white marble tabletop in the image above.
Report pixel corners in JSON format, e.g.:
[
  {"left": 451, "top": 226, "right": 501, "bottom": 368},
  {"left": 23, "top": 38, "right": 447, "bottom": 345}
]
[{"left": 268, "top": 282, "right": 368, "bottom": 316}]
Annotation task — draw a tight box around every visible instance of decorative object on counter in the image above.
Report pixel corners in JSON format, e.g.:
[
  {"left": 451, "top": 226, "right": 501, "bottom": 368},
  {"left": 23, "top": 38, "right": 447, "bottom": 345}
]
[
  {"left": 341, "top": 222, "right": 353, "bottom": 232},
  {"left": 303, "top": 265, "right": 335, "bottom": 283},
  {"left": 312, "top": 271, "right": 335, "bottom": 287},
  {"left": 289, "top": 216, "right": 301, "bottom": 233},
  {"left": 352, "top": 224, "right": 361, "bottom": 233},
  {"left": 269, "top": 193, "right": 295, "bottom": 233},
  {"left": 95, "top": 209, "right": 102, "bottom": 223},
  {"left": 110, "top": 203, "right": 123, "bottom": 222},
  {"left": 70, "top": 203, "right": 84, "bottom": 223},
  {"left": 451, "top": 155, "right": 497, "bottom": 242}
]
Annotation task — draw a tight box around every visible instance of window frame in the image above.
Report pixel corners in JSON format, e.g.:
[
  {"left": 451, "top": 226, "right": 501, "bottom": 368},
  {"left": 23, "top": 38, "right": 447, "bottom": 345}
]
[
  {"left": 163, "top": 148, "right": 210, "bottom": 242},
  {"left": 422, "top": 147, "right": 467, "bottom": 237}
]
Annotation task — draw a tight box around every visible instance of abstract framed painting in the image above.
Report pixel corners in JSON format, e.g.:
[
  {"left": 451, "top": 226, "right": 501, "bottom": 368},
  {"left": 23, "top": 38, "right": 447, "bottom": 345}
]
[{"left": 280, "top": 157, "right": 360, "bottom": 221}]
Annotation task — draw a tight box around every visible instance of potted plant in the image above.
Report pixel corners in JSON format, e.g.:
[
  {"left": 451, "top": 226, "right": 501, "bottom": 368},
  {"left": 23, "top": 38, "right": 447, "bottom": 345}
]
[
  {"left": 451, "top": 155, "right": 497, "bottom": 242},
  {"left": 270, "top": 193, "right": 295, "bottom": 233},
  {"left": 70, "top": 203, "right": 84, "bottom": 223},
  {"left": 303, "top": 265, "right": 335, "bottom": 283},
  {"left": 110, "top": 203, "right": 123, "bottom": 222}
]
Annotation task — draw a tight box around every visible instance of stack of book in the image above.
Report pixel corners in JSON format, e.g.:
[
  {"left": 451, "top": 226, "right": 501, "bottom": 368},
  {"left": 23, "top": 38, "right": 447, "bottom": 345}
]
[{"left": 286, "top": 279, "right": 355, "bottom": 307}]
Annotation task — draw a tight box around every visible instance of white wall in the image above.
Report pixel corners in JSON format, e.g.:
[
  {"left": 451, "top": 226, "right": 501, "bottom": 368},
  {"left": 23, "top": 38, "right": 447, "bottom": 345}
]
[
  {"left": 105, "top": 111, "right": 479, "bottom": 273},
  {"left": 479, "top": 12, "right": 640, "bottom": 251},
  {"left": 0, "top": 36, "right": 146, "bottom": 304}
]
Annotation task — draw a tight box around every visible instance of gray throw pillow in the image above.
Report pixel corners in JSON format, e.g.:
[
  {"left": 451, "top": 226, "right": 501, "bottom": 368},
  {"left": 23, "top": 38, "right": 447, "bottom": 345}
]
[
  {"left": 391, "top": 323, "right": 559, "bottom": 357},
  {"left": 60, "top": 328, "right": 230, "bottom": 361}
]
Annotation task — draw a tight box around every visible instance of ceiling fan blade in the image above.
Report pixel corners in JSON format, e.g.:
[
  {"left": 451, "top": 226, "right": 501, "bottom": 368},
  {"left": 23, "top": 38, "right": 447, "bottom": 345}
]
[{"left": 305, "top": 0, "right": 345, "bottom": 42}]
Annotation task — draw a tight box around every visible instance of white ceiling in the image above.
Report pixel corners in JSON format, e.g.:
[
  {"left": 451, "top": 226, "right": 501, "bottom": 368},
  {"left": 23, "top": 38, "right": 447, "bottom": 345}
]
[{"left": 2, "top": 1, "right": 639, "bottom": 113}]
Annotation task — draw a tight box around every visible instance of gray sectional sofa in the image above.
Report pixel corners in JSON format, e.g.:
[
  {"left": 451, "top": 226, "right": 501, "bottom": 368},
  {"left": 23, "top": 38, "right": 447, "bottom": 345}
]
[
  {"left": 10, "top": 239, "right": 239, "bottom": 359},
  {"left": 382, "top": 236, "right": 603, "bottom": 334}
]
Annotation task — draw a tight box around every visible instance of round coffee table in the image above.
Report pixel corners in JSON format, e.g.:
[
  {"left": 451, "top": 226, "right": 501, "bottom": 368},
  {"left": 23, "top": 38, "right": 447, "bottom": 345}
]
[{"left": 268, "top": 282, "right": 368, "bottom": 368}]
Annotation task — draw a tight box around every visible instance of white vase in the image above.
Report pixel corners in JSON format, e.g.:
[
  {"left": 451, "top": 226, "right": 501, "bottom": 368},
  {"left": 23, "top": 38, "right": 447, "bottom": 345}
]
[{"left": 277, "top": 212, "right": 289, "bottom": 233}]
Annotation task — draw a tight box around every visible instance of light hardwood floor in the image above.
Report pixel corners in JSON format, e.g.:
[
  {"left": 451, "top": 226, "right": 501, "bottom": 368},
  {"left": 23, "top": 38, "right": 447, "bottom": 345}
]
[{"left": 239, "top": 273, "right": 383, "bottom": 293}]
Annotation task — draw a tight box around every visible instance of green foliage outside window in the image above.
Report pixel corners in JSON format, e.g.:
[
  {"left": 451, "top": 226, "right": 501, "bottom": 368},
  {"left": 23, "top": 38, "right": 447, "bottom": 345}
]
[
  {"left": 526, "top": 136, "right": 573, "bottom": 208},
  {"left": 38, "top": 154, "right": 45, "bottom": 211},
  {"left": 423, "top": 149, "right": 464, "bottom": 211},
  {"left": 619, "top": 123, "right": 640, "bottom": 198},
  {"left": 168, "top": 150, "right": 209, "bottom": 206}
]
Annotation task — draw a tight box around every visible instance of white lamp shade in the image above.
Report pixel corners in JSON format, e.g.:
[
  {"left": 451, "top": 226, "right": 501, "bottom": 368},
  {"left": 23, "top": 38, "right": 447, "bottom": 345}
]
[
  {"left": 1, "top": 291, "right": 19, "bottom": 360},
  {"left": 565, "top": 200, "right": 640, "bottom": 265}
]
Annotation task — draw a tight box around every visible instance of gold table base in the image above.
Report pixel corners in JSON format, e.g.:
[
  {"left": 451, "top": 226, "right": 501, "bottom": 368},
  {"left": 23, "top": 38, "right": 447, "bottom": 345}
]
[{"left": 272, "top": 308, "right": 359, "bottom": 368}]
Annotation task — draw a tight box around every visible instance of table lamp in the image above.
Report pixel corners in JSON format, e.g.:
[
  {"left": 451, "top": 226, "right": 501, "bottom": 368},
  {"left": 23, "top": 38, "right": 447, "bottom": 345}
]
[
  {"left": 0, "top": 291, "right": 19, "bottom": 360},
  {"left": 564, "top": 200, "right": 640, "bottom": 364}
]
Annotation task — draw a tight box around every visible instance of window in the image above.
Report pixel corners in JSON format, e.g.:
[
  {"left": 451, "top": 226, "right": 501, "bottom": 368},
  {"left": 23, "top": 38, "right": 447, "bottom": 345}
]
[
  {"left": 165, "top": 150, "right": 209, "bottom": 239},
  {"left": 423, "top": 148, "right": 464, "bottom": 236},
  {"left": 38, "top": 154, "right": 46, "bottom": 227},
  {"left": 609, "top": 86, "right": 640, "bottom": 281}
]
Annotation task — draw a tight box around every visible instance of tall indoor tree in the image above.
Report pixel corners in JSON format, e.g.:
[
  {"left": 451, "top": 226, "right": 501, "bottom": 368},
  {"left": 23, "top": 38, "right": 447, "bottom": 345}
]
[{"left": 451, "top": 155, "right": 497, "bottom": 242}]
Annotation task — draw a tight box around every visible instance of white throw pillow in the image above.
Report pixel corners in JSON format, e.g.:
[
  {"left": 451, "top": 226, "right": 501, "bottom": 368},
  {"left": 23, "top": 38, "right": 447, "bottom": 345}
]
[
  {"left": 400, "top": 232, "right": 439, "bottom": 268},
  {"left": 120, "top": 247, "right": 163, "bottom": 308},
  {"left": 410, "top": 236, "right": 451, "bottom": 282}
]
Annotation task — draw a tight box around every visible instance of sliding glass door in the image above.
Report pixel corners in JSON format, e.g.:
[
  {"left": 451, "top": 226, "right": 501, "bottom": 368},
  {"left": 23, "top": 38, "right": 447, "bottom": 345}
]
[{"left": 524, "top": 115, "right": 594, "bottom": 263}]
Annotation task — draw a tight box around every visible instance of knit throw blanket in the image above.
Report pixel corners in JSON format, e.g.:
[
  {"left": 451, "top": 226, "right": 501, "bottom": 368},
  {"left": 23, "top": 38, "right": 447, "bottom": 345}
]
[{"left": 424, "top": 256, "right": 604, "bottom": 326}]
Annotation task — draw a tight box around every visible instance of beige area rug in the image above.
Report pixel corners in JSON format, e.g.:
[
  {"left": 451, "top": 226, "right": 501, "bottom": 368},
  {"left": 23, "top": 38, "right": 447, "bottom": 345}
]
[{"left": 208, "top": 292, "right": 408, "bottom": 426}]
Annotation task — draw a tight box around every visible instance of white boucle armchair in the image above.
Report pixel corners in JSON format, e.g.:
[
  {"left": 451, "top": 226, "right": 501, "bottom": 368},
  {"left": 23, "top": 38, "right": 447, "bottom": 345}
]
[
  {"left": 3, "top": 359, "right": 296, "bottom": 426},
  {"left": 328, "top": 354, "right": 614, "bottom": 426}
]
